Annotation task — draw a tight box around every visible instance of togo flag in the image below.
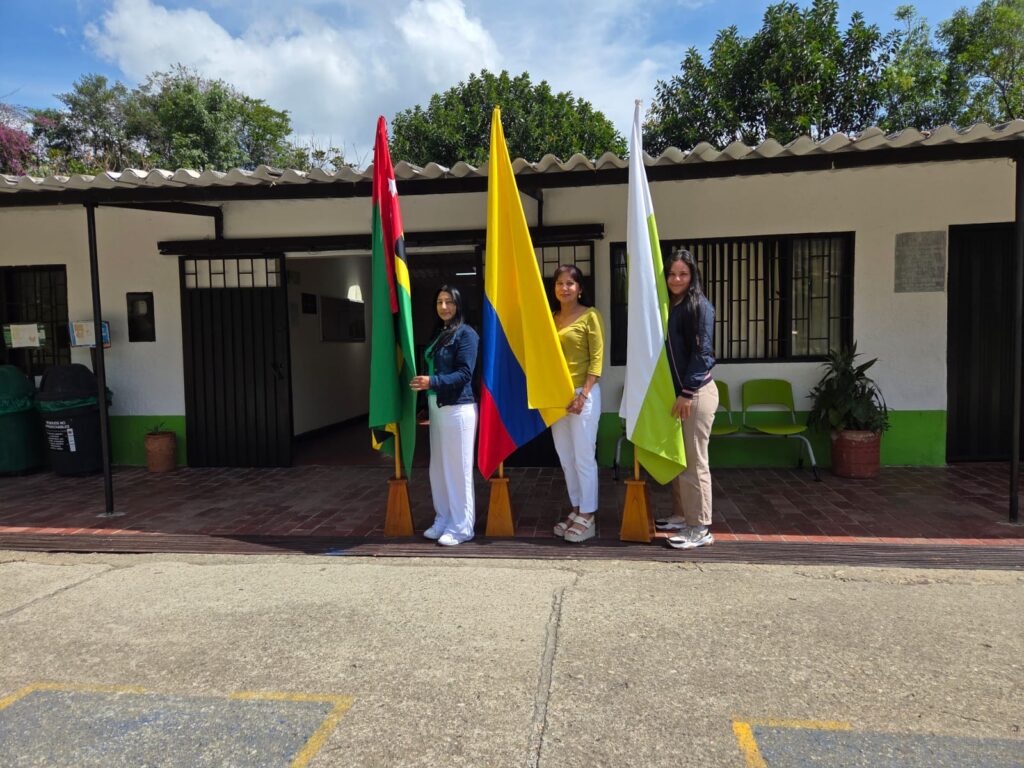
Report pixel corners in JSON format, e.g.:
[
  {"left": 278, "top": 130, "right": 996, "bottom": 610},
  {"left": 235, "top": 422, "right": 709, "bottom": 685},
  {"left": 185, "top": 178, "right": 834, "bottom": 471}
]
[{"left": 618, "top": 101, "right": 686, "bottom": 484}]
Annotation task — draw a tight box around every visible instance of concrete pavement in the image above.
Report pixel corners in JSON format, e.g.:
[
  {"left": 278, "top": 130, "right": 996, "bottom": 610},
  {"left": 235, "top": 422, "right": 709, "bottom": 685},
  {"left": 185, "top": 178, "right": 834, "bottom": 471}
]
[{"left": 1, "top": 552, "right": 1021, "bottom": 767}]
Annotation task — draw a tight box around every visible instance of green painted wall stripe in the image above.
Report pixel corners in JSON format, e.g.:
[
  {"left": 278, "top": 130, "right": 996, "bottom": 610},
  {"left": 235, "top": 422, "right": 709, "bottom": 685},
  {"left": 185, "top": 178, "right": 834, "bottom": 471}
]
[
  {"left": 109, "top": 416, "right": 186, "bottom": 467},
  {"left": 110, "top": 410, "right": 946, "bottom": 469},
  {"left": 598, "top": 410, "right": 947, "bottom": 470}
]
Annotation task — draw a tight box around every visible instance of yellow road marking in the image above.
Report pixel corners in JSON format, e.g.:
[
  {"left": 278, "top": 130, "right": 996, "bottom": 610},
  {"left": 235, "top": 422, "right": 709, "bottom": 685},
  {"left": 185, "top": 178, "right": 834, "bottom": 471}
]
[
  {"left": 0, "top": 682, "right": 147, "bottom": 710},
  {"left": 744, "top": 718, "right": 853, "bottom": 730},
  {"left": 732, "top": 721, "right": 767, "bottom": 768},
  {"left": 732, "top": 718, "right": 854, "bottom": 767},
  {"left": 1, "top": 683, "right": 354, "bottom": 767}
]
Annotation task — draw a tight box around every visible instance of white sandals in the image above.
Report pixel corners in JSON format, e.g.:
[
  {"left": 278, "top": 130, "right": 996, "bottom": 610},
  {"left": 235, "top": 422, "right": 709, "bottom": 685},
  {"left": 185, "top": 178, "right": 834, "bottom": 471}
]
[
  {"left": 564, "top": 514, "right": 596, "bottom": 543},
  {"left": 553, "top": 512, "right": 581, "bottom": 537}
]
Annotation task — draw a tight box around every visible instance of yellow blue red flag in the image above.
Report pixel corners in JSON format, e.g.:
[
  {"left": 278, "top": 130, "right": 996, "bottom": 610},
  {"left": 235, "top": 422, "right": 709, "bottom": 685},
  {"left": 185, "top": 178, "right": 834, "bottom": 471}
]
[{"left": 477, "top": 107, "right": 574, "bottom": 478}]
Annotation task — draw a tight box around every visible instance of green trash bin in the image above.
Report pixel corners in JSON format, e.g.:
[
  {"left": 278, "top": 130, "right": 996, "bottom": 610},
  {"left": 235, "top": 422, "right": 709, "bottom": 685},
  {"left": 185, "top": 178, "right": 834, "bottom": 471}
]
[{"left": 0, "top": 364, "right": 43, "bottom": 474}]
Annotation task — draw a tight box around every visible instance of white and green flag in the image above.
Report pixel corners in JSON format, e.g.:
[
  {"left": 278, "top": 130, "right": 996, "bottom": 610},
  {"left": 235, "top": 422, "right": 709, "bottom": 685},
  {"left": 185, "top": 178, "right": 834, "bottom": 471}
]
[{"left": 618, "top": 100, "right": 687, "bottom": 484}]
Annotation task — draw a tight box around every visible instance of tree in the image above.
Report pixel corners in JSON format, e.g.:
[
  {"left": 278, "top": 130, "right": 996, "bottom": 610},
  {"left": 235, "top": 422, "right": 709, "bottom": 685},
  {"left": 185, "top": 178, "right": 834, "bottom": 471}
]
[
  {"left": 879, "top": 6, "right": 955, "bottom": 131},
  {"left": 645, "top": 0, "right": 895, "bottom": 151},
  {"left": 29, "top": 74, "right": 143, "bottom": 174},
  {"left": 390, "top": 70, "right": 626, "bottom": 166},
  {"left": 130, "top": 66, "right": 300, "bottom": 171},
  {"left": 939, "top": 0, "right": 1024, "bottom": 123},
  {"left": 0, "top": 102, "right": 35, "bottom": 175},
  {"left": 23, "top": 65, "right": 310, "bottom": 174}
]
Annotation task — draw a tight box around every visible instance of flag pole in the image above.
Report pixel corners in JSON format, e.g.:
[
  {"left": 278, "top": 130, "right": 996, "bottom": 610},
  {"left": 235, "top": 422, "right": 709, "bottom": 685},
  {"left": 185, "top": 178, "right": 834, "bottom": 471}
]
[
  {"left": 621, "top": 449, "right": 653, "bottom": 543},
  {"left": 384, "top": 427, "right": 412, "bottom": 536},
  {"left": 486, "top": 461, "right": 514, "bottom": 537},
  {"left": 394, "top": 429, "right": 402, "bottom": 480}
]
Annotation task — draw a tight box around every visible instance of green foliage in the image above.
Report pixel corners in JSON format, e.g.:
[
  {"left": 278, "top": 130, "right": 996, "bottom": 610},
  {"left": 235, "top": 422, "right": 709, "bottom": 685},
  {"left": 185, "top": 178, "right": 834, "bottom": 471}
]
[
  {"left": 939, "top": 0, "right": 1024, "bottom": 123},
  {"left": 646, "top": 0, "right": 1024, "bottom": 151},
  {"left": 390, "top": 69, "right": 626, "bottom": 166},
  {"left": 808, "top": 343, "right": 890, "bottom": 434},
  {"left": 29, "top": 74, "right": 143, "bottom": 174},
  {"left": 879, "top": 6, "right": 955, "bottom": 131},
  {"left": 646, "top": 0, "right": 895, "bottom": 150},
  {"left": 24, "top": 65, "right": 321, "bottom": 174},
  {"left": 130, "top": 65, "right": 298, "bottom": 171}
]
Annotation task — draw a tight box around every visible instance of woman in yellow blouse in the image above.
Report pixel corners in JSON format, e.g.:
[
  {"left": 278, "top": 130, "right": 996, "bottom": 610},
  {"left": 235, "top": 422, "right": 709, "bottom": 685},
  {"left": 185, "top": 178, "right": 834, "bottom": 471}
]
[{"left": 550, "top": 264, "right": 605, "bottom": 543}]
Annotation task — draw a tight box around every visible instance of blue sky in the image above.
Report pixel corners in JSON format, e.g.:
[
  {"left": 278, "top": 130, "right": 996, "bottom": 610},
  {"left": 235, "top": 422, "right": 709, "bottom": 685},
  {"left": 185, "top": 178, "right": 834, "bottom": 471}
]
[{"left": 1, "top": 0, "right": 982, "bottom": 162}]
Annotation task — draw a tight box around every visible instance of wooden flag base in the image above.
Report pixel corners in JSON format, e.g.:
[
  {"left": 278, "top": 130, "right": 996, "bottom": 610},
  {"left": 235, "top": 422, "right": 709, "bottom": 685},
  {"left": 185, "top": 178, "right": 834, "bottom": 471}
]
[
  {"left": 384, "top": 478, "right": 413, "bottom": 536},
  {"left": 485, "top": 477, "right": 515, "bottom": 537},
  {"left": 620, "top": 478, "right": 654, "bottom": 542}
]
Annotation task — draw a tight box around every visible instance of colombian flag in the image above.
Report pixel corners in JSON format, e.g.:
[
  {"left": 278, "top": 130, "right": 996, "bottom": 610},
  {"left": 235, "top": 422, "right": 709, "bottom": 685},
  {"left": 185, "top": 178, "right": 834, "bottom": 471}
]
[
  {"left": 477, "top": 107, "right": 575, "bottom": 478},
  {"left": 368, "top": 116, "right": 417, "bottom": 478}
]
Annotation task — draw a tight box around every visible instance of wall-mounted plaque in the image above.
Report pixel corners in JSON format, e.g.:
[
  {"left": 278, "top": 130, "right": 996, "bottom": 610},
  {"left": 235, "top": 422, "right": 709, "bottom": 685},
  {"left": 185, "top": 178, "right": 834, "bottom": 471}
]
[{"left": 895, "top": 231, "right": 946, "bottom": 293}]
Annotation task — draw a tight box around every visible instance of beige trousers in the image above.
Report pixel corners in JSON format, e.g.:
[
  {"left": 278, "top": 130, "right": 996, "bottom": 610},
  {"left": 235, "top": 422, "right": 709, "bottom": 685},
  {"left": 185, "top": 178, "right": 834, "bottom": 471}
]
[{"left": 670, "top": 382, "right": 718, "bottom": 527}]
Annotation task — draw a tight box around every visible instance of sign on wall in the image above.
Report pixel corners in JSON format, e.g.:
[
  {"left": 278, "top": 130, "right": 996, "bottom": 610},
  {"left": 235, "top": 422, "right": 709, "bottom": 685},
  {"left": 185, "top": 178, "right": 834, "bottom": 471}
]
[
  {"left": 69, "top": 320, "right": 111, "bottom": 348},
  {"left": 895, "top": 231, "right": 946, "bottom": 293},
  {"left": 2, "top": 323, "right": 46, "bottom": 349}
]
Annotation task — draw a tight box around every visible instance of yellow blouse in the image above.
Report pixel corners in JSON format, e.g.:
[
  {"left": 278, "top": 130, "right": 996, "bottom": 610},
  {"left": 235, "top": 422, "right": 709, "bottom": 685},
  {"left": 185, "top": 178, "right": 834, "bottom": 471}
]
[{"left": 557, "top": 307, "right": 605, "bottom": 388}]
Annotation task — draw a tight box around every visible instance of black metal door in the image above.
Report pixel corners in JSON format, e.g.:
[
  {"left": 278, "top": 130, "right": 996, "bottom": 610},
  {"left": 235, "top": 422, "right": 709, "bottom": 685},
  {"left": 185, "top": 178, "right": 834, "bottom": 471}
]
[
  {"left": 947, "top": 224, "right": 1016, "bottom": 461},
  {"left": 180, "top": 255, "right": 292, "bottom": 467}
]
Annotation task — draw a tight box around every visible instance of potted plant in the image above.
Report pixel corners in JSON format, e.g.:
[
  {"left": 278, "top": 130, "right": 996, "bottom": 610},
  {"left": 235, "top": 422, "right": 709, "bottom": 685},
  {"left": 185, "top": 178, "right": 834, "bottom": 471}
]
[
  {"left": 808, "top": 343, "right": 890, "bottom": 479},
  {"left": 144, "top": 422, "right": 177, "bottom": 473}
]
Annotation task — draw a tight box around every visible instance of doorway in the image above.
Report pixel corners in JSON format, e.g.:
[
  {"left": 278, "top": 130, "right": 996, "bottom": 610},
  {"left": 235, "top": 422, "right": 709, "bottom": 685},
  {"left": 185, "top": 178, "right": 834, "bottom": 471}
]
[
  {"left": 947, "top": 223, "right": 1017, "bottom": 461},
  {"left": 179, "top": 255, "right": 293, "bottom": 467}
]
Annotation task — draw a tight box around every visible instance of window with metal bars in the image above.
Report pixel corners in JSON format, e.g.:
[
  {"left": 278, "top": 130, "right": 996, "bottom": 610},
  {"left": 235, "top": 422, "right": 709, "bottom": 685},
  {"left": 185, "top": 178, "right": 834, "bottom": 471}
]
[
  {"left": 537, "top": 242, "right": 595, "bottom": 310},
  {"left": 608, "top": 232, "right": 853, "bottom": 364},
  {"left": 0, "top": 265, "right": 71, "bottom": 377},
  {"left": 183, "top": 256, "right": 282, "bottom": 289}
]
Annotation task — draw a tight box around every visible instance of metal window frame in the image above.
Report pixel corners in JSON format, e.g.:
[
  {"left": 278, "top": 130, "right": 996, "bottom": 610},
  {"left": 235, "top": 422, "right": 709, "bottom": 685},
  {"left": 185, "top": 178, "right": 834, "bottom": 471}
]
[
  {"left": 608, "top": 231, "right": 854, "bottom": 364},
  {"left": 0, "top": 264, "right": 72, "bottom": 376}
]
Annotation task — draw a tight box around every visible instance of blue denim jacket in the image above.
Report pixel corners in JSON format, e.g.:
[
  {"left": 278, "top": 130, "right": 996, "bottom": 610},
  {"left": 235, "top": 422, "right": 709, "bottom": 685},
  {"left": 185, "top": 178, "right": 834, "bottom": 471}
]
[
  {"left": 667, "top": 295, "right": 716, "bottom": 399},
  {"left": 428, "top": 324, "right": 479, "bottom": 406}
]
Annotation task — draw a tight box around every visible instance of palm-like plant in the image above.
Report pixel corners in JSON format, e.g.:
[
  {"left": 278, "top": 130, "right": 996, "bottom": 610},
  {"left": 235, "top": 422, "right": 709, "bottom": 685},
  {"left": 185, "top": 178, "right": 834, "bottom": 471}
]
[{"left": 808, "top": 343, "right": 889, "bottom": 434}]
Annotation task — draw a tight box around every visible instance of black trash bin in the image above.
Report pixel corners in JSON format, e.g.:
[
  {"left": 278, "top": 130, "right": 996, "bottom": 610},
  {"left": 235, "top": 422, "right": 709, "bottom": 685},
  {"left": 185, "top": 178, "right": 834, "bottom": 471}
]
[
  {"left": 36, "top": 364, "right": 111, "bottom": 476},
  {"left": 0, "top": 365, "right": 43, "bottom": 474}
]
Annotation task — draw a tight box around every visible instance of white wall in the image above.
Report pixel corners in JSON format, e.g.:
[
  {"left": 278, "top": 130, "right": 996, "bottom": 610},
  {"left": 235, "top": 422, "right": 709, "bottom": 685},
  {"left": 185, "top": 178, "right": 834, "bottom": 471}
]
[
  {"left": 287, "top": 255, "right": 371, "bottom": 434},
  {"left": 0, "top": 205, "right": 210, "bottom": 415},
  {"left": 1, "top": 156, "right": 1014, "bottom": 420},
  {"left": 545, "top": 157, "right": 1016, "bottom": 411}
]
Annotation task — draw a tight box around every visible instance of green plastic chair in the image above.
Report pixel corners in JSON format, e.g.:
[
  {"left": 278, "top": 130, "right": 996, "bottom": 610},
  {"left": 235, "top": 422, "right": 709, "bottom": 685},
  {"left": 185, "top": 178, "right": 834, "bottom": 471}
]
[
  {"left": 710, "top": 380, "right": 740, "bottom": 437},
  {"left": 741, "top": 378, "right": 819, "bottom": 479}
]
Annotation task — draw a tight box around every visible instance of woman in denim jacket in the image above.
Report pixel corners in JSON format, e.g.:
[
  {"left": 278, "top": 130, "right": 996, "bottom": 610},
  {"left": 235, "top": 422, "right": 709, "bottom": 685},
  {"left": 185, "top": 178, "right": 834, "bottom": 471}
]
[
  {"left": 410, "top": 285, "right": 479, "bottom": 546},
  {"left": 658, "top": 249, "right": 718, "bottom": 550}
]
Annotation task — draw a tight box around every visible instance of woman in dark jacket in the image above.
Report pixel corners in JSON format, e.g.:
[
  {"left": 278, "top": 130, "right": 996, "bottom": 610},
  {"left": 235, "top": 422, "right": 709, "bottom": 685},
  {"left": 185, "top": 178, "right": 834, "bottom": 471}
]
[
  {"left": 658, "top": 249, "right": 718, "bottom": 549},
  {"left": 410, "top": 285, "right": 479, "bottom": 546}
]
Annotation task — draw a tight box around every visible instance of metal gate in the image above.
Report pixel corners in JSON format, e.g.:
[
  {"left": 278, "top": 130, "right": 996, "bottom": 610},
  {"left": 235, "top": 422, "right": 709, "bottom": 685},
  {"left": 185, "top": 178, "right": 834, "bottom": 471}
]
[
  {"left": 180, "top": 255, "right": 293, "bottom": 467},
  {"left": 947, "top": 224, "right": 1017, "bottom": 461}
]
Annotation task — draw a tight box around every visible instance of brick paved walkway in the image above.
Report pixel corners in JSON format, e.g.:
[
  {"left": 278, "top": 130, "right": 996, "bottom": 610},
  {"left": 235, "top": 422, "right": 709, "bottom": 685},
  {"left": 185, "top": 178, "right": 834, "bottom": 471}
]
[{"left": 2, "top": 463, "right": 1021, "bottom": 546}]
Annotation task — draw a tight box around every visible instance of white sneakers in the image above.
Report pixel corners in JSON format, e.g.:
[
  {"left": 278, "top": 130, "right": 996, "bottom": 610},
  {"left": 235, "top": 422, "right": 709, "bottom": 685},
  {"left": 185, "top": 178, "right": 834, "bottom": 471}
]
[{"left": 424, "top": 523, "right": 473, "bottom": 546}]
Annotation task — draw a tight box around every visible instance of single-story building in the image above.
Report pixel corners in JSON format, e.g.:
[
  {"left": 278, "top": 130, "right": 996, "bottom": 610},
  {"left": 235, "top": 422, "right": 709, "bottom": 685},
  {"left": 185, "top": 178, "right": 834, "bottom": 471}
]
[{"left": 2, "top": 121, "right": 1022, "bottom": 476}]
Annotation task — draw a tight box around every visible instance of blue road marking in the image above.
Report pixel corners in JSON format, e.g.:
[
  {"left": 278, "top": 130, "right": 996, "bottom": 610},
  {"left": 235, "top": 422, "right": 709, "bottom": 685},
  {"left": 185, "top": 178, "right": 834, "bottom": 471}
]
[
  {"left": 753, "top": 725, "right": 1024, "bottom": 768},
  {"left": 0, "top": 690, "right": 336, "bottom": 767}
]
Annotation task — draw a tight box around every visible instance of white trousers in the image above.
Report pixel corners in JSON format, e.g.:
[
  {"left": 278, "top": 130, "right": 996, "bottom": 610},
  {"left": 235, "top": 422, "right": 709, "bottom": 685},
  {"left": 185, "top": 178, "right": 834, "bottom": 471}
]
[
  {"left": 428, "top": 398, "right": 477, "bottom": 540},
  {"left": 551, "top": 383, "right": 601, "bottom": 514}
]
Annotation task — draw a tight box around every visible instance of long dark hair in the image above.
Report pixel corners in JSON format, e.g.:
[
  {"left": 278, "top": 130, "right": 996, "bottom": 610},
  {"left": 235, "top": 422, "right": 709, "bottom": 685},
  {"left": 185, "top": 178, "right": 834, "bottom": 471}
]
[
  {"left": 664, "top": 248, "right": 707, "bottom": 333},
  {"left": 552, "top": 264, "right": 589, "bottom": 307},
  {"left": 431, "top": 284, "right": 464, "bottom": 348}
]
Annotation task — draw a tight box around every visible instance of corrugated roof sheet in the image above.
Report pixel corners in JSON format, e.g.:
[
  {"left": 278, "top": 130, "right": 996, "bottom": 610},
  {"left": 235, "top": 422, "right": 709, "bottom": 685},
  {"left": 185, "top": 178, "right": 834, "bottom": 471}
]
[{"left": 3, "top": 121, "right": 1023, "bottom": 195}]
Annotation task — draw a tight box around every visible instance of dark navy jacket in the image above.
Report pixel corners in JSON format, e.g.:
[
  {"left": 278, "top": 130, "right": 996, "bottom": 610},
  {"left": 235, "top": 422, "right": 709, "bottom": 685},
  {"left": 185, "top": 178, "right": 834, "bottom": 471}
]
[
  {"left": 427, "top": 324, "right": 479, "bottom": 406},
  {"left": 667, "top": 296, "right": 716, "bottom": 399}
]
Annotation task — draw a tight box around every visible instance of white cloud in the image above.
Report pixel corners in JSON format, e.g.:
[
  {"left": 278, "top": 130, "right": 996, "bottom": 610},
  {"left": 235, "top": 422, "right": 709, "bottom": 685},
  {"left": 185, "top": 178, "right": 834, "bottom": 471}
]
[
  {"left": 396, "top": 0, "right": 500, "bottom": 86},
  {"left": 81, "top": 0, "right": 699, "bottom": 163}
]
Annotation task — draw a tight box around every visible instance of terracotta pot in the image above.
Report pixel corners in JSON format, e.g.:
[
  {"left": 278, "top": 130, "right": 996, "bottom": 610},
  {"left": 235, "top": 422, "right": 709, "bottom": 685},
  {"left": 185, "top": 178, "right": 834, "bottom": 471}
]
[
  {"left": 830, "top": 430, "right": 881, "bottom": 479},
  {"left": 144, "top": 431, "right": 177, "bottom": 473}
]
